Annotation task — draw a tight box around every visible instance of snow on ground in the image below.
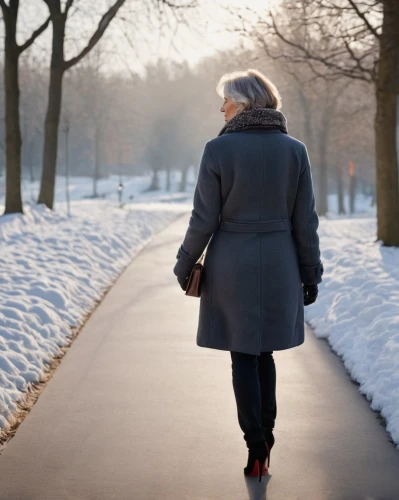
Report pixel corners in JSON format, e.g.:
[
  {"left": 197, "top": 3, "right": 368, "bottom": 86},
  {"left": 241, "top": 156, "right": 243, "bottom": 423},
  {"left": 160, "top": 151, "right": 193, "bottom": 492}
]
[
  {"left": 1, "top": 172, "right": 398, "bottom": 452},
  {"left": 312, "top": 191, "right": 399, "bottom": 448},
  {"left": 0, "top": 172, "right": 195, "bottom": 430},
  {"left": 306, "top": 214, "right": 399, "bottom": 449}
]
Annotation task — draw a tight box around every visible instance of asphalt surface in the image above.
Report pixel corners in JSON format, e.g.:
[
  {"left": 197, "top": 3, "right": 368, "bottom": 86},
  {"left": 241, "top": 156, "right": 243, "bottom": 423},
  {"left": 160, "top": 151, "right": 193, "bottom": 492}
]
[{"left": 1, "top": 212, "right": 399, "bottom": 500}]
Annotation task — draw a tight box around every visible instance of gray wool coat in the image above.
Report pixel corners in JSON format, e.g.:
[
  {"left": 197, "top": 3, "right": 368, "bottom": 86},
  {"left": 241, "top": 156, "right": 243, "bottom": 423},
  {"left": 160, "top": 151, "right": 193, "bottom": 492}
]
[{"left": 173, "top": 128, "right": 324, "bottom": 355}]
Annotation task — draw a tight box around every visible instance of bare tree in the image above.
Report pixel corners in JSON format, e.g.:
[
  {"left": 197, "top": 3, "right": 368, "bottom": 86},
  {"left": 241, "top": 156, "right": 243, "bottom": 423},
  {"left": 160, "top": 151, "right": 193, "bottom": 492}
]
[
  {"left": 37, "top": 0, "right": 200, "bottom": 209},
  {"left": 67, "top": 48, "right": 109, "bottom": 197},
  {"left": 249, "top": 0, "right": 399, "bottom": 245},
  {"left": 37, "top": 0, "right": 127, "bottom": 210},
  {"left": 274, "top": 64, "right": 348, "bottom": 216},
  {"left": 20, "top": 54, "right": 47, "bottom": 186},
  {"left": 0, "top": 0, "right": 49, "bottom": 214}
]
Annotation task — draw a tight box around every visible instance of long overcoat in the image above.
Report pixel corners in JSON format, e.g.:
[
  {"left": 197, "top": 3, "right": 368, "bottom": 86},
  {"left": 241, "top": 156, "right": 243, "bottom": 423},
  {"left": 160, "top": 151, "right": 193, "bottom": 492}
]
[{"left": 173, "top": 127, "right": 324, "bottom": 355}]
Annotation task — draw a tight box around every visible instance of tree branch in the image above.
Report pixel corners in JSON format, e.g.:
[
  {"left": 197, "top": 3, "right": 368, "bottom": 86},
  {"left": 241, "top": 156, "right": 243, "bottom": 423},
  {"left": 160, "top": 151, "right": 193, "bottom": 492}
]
[
  {"left": 265, "top": 9, "right": 375, "bottom": 83},
  {"left": 161, "top": 0, "right": 197, "bottom": 9},
  {"left": 18, "top": 16, "right": 51, "bottom": 53},
  {"left": 258, "top": 28, "right": 373, "bottom": 84},
  {"left": 0, "top": 0, "right": 8, "bottom": 13},
  {"left": 64, "top": 0, "right": 126, "bottom": 70},
  {"left": 64, "top": 0, "right": 74, "bottom": 17},
  {"left": 346, "top": 0, "right": 380, "bottom": 38}
]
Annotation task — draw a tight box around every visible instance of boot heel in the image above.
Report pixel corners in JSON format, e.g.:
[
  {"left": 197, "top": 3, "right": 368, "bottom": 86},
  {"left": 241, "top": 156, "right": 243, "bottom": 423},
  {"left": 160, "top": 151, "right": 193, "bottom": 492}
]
[
  {"left": 244, "top": 441, "right": 268, "bottom": 481},
  {"left": 260, "top": 458, "right": 268, "bottom": 482},
  {"left": 255, "top": 458, "right": 267, "bottom": 482},
  {"left": 267, "top": 444, "right": 271, "bottom": 467}
]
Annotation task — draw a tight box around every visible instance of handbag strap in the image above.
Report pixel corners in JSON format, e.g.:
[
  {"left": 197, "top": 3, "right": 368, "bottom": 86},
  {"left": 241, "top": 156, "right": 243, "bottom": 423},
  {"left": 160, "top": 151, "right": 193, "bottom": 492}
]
[{"left": 198, "top": 233, "right": 215, "bottom": 264}]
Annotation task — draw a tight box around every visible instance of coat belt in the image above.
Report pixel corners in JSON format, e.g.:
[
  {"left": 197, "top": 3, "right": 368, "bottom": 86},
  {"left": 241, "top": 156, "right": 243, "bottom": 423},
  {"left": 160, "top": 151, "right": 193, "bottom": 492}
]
[{"left": 219, "top": 218, "right": 292, "bottom": 233}]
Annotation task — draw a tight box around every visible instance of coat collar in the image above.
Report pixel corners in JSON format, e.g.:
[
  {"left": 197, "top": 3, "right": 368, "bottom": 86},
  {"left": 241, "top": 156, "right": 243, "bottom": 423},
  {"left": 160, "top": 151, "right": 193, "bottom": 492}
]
[{"left": 218, "top": 107, "right": 288, "bottom": 136}]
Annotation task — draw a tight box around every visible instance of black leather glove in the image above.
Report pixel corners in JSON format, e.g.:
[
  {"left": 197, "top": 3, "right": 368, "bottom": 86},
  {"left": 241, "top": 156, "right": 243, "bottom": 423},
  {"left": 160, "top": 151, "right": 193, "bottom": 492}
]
[
  {"left": 303, "top": 284, "right": 318, "bottom": 306},
  {"left": 177, "top": 276, "right": 189, "bottom": 291}
]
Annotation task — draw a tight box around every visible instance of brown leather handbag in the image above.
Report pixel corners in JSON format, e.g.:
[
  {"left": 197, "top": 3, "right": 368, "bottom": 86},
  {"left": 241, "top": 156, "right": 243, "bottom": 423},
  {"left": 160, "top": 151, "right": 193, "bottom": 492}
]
[{"left": 185, "top": 252, "right": 205, "bottom": 297}]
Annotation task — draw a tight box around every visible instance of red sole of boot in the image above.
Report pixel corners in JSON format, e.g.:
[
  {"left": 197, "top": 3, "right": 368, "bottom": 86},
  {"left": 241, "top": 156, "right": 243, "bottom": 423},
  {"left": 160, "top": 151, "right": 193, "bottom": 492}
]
[{"left": 246, "top": 459, "right": 268, "bottom": 477}]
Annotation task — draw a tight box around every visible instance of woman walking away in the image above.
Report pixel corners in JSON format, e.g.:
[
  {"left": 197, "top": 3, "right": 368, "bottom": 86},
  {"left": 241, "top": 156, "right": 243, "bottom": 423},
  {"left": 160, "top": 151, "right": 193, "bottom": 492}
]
[{"left": 173, "top": 69, "right": 324, "bottom": 482}]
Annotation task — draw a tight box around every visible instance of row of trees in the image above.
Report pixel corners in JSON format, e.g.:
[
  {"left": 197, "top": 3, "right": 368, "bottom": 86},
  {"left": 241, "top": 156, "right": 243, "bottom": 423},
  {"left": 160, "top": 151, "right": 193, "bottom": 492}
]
[
  {"left": 1, "top": 0, "right": 129, "bottom": 213},
  {"left": 0, "top": 0, "right": 198, "bottom": 213},
  {"left": 0, "top": 44, "right": 375, "bottom": 209},
  {"left": 1, "top": 1, "right": 392, "bottom": 241},
  {"left": 228, "top": 0, "right": 398, "bottom": 244}
]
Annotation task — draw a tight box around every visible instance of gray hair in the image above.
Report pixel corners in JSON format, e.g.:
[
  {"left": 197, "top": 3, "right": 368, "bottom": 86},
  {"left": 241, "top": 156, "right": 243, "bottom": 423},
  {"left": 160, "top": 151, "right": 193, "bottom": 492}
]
[{"left": 216, "top": 69, "right": 282, "bottom": 113}]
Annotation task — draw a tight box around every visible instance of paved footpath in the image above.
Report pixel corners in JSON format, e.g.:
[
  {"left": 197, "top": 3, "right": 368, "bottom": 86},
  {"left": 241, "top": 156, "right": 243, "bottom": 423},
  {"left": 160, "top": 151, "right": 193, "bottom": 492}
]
[{"left": 1, "top": 213, "right": 399, "bottom": 500}]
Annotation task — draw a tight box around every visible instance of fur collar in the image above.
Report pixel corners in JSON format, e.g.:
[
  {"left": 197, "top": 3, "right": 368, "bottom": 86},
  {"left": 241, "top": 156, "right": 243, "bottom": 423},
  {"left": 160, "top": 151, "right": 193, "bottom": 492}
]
[{"left": 218, "top": 107, "right": 288, "bottom": 136}]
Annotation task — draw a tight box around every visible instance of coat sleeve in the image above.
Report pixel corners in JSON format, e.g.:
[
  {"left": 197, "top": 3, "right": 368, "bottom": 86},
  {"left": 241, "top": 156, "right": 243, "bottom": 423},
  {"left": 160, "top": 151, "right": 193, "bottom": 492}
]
[
  {"left": 173, "top": 141, "right": 222, "bottom": 279},
  {"left": 291, "top": 143, "right": 324, "bottom": 285}
]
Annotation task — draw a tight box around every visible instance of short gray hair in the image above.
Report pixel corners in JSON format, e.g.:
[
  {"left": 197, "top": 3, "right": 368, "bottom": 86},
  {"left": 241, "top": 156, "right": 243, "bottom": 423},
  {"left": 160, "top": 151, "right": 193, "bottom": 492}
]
[{"left": 216, "top": 69, "right": 282, "bottom": 113}]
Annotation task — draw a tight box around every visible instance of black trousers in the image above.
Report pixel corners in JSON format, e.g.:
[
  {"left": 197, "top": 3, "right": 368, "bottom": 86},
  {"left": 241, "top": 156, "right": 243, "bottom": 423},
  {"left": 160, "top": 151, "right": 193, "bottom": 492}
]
[{"left": 230, "top": 351, "right": 277, "bottom": 447}]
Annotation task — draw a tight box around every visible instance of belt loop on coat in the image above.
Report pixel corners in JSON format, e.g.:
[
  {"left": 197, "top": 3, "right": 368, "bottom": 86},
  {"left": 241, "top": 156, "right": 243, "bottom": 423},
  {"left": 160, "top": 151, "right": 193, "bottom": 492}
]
[{"left": 219, "top": 218, "right": 292, "bottom": 232}]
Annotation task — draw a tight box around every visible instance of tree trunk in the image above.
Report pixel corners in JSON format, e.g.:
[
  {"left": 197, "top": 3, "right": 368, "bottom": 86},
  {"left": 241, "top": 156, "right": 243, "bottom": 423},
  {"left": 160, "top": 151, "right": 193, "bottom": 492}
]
[
  {"left": 166, "top": 166, "right": 171, "bottom": 191},
  {"left": 148, "top": 168, "right": 160, "bottom": 190},
  {"left": 316, "top": 116, "right": 329, "bottom": 216},
  {"left": 37, "top": 15, "right": 65, "bottom": 209},
  {"left": 28, "top": 140, "right": 34, "bottom": 183},
  {"left": 36, "top": 0, "right": 126, "bottom": 209},
  {"left": 349, "top": 175, "right": 356, "bottom": 214},
  {"left": 93, "top": 125, "right": 100, "bottom": 197},
  {"left": 297, "top": 87, "right": 330, "bottom": 215},
  {"left": 374, "top": 0, "right": 399, "bottom": 245},
  {"left": 0, "top": 144, "right": 4, "bottom": 179},
  {"left": 297, "top": 88, "right": 313, "bottom": 150},
  {"left": 3, "top": 10, "right": 23, "bottom": 214},
  {"left": 179, "top": 165, "right": 189, "bottom": 192},
  {"left": 336, "top": 163, "right": 346, "bottom": 214}
]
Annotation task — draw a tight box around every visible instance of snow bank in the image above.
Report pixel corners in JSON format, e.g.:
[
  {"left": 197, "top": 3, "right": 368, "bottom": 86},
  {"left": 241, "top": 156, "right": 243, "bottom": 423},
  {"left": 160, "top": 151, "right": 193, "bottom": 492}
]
[
  {"left": 308, "top": 215, "right": 399, "bottom": 449},
  {"left": 0, "top": 177, "right": 193, "bottom": 429}
]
